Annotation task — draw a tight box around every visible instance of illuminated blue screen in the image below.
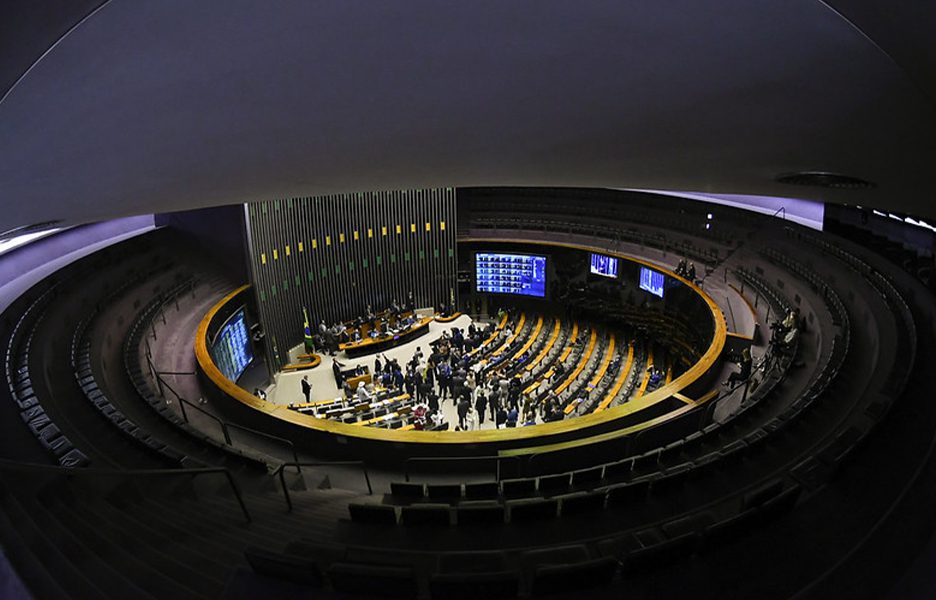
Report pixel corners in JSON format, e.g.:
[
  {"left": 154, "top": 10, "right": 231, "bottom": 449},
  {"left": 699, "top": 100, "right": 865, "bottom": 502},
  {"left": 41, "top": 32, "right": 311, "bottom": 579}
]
[
  {"left": 590, "top": 253, "right": 618, "bottom": 278},
  {"left": 476, "top": 252, "right": 547, "bottom": 297},
  {"left": 639, "top": 267, "right": 665, "bottom": 298},
  {"left": 210, "top": 308, "right": 254, "bottom": 382}
]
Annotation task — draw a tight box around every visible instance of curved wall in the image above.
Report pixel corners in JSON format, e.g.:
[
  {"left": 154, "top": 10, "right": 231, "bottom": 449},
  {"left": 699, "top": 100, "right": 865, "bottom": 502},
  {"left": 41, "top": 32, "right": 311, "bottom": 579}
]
[{"left": 195, "top": 241, "right": 726, "bottom": 463}]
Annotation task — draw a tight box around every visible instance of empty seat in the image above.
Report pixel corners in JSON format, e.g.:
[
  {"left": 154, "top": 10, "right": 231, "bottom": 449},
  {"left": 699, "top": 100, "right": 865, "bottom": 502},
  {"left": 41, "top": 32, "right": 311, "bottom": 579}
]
[
  {"left": 456, "top": 503, "right": 505, "bottom": 526},
  {"left": 570, "top": 466, "right": 604, "bottom": 489},
  {"left": 430, "top": 571, "right": 519, "bottom": 600},
  {"left": 348, "top": 503, "right": 397, "bottom": 525},
  {"left": 603, "top": 459, "right": 632, "bottom": 482},
  {"left": 606, "top": 480, "right": 650, "bottom": 506},
  {"left": 501, "top": 478, "right": 536, "bottom": 498},
  {"left": 438, "top": 550, "right": 508, "bottom": 574},
  {"left": 390, "top": 482, "right": 425, "bottom": 501},
  {"left": 538, "top": 473, "right": 571, "bottom": 496},
  {"left": 596, "top": 533, "right": 642, "bottom": 559},
  {"left": 699, "top": 508, "right": 762, "bottom": 553},
  {"left": 622, "top": 532, "right": 698, "bottom": 575},
  {"left": 741, "top": 479, "right": 785, "bottom": 511},
  {"left": 464, "top": 481, "right": 499, "bottom": 500},
  {"left": 661, "top": 511, "right": 715, "bottom": 539},
  {"left": 400, "top": 504, "right": 450, "bottom": 527},
  {"left": 520, "top": 544, "right": 589, "bottom": 572},
  {"left": 328, "top": 562, "right": 417, "bottom": 599},
  {"left": 530, "top": 557, "right": 619, "bottom": 597},
  {"left": 559, "top": 491, "right": 606, "bottom": 516},
  {"left": 651, "top": 465, "right": 692, "bottom": 495},
  {"left": 759, "top": 484, "right": 802, "bottom": 520},
  {"left": 243, "top": 546, "right": 324, "bottom": 587},
  {"left": 426, "top": 483, "right": 462, "bottom": 502},
  {"left": 509, "top": 499, "right": 558, "bottom": 523}
]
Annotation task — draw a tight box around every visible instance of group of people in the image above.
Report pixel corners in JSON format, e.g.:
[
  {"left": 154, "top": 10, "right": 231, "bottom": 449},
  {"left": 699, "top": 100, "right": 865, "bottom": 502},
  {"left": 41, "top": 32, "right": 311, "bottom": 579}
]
[
  {"left": 768, "top": 308, "right": 801, "bottom": 360},
  {"left": 320, "top": 311, "right": 571, "bottom": 431},
  {"left": 723, "top": 307, "right": 801, "bottom": 389},
  {"left": 675, "top": 258, "right": 698, "bottom": 282},
  {"left": 313, "top": 292, "right": 418, "bottom": 355}
]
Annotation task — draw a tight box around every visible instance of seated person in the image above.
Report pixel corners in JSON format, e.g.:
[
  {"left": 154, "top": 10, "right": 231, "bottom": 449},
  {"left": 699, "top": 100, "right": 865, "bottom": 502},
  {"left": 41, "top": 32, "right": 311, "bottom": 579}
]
[
  {"left": 726, "top": 348, "right": 753, "bottom": 385},
  {"left": 412, "top": 403, "right": 428, "bottom": 430}
]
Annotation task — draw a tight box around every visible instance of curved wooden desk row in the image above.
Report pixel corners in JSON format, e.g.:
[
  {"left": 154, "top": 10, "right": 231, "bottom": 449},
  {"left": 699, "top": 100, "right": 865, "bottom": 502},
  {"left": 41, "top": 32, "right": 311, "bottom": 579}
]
[
  {"left": 281, "top": 353, "right": 322, "bottom": 371},
  {"left": 338, "top": 316, "right": 433, "bottom": 358},
  {"left": 194, "top": 241, "right": 726, "bottom": 461},
  {"left": 434, "top": 312, "right": 463, "bottom": 323}
]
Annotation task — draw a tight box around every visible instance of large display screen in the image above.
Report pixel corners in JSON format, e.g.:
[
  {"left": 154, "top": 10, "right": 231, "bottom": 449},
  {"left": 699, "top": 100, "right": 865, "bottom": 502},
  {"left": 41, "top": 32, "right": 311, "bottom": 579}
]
[
  {"left": 639, "top": 266, "right": 665, "bottom": 298},
  {"left": 476, "top": 252, "right": 547, "bottom": 297},
  {"left": 590, "top": 253, "right": 619, "bottom": 278},
  {"left": 210, "top": 307, "right": 254, "bottom": 382}
]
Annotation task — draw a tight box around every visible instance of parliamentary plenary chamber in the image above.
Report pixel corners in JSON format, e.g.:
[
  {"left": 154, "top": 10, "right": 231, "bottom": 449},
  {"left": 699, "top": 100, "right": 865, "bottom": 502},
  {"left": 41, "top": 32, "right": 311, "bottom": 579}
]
[{"left": 2, "top": 3, "right": 936, "bottom": 600}]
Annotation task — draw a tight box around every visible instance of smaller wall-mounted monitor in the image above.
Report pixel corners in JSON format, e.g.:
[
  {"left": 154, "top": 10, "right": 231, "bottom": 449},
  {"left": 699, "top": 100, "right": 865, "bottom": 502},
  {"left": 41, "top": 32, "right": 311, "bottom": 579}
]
[
  {"left": 210, "top": 307, "right": 254, "bottom": 382},
  {"left": 639, "top": 266, "right": 665, "bottom": 298},
  {"left": 476, "top": 252, "right": 547, "bottom": 297},
  {"left": 590, "top": 253, "right": 619, "bottom": 278}
]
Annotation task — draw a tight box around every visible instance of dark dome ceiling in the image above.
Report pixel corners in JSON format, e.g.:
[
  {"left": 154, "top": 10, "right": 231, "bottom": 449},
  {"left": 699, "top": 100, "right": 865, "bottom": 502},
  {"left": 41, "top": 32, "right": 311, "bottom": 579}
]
[{"left": 1, "top": 0, "right": 935, "bottom": 231}]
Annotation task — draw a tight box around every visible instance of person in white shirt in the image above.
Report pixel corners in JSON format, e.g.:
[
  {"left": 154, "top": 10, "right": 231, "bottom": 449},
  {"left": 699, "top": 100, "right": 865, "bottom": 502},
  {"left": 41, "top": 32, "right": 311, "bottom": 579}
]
[{"left": 356, "top": 381, "right": 370, "bottom": 402}]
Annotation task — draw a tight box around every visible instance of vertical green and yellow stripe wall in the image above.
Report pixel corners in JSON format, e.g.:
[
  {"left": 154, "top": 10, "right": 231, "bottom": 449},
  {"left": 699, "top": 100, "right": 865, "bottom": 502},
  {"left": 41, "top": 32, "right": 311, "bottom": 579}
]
[{"left": 245, "top": 188, "right": 458, "bottom": 367}]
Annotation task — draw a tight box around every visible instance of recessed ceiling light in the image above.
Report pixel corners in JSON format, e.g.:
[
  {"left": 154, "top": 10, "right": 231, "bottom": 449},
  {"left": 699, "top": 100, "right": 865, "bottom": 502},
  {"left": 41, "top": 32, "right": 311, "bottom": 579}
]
[{"left": 775, "top": 172, "right": 876, "bottom": 190}]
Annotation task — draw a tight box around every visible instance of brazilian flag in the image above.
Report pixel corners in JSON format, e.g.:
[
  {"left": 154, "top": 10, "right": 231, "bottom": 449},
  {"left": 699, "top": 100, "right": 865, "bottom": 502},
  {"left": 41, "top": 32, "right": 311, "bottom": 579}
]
[{"left": 303, "top": 307, "right": 315, "bottom": 353}]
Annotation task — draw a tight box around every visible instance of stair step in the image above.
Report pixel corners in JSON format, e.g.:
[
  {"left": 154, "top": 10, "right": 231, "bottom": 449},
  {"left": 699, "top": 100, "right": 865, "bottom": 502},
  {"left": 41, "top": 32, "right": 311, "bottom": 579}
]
[
  {"left": 0, "top": 490, "right": 73, "bottom": 600},
  {"left": 53, "top": 492, "right": 232, "bottom": 592},
  {"left": 1, "top": 484, "right": 151, "bottom": 600},
  {"left": 37, "top": 491, "right": 209, "bottom": 600}
]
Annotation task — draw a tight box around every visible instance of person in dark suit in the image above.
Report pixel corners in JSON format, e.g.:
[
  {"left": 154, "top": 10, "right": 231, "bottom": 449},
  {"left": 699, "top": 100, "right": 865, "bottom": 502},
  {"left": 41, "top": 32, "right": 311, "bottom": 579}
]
[
  {"left": 332, "top": 359, "right": 345, "bottom": 390},
  {"left": 301, "top": 375, "right": 312, "bottom": 403},
  {"left": 457, "top": 396, "right": 470, "bottom": 430},
  {"left": 475, "top": 393, "right": 487, "bottom": 426}
]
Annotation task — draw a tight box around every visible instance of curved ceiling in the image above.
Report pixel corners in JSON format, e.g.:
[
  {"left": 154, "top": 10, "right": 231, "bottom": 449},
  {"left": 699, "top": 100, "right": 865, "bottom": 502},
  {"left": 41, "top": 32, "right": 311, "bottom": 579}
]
[{"left": 1, "top": 0, "right": 935, "bottom": 232}]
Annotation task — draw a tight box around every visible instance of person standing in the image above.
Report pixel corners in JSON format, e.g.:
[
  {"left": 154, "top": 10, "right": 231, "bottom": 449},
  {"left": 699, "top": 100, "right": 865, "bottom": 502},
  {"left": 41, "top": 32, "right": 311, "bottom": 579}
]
[
  {"left": 457, "top": 395, "right": 470, "bottom": 430},
  {"left": 301, "top": 375, "right": 312, "bottom": 403},
  {"left": 495, "top": 405, "right": 508, "bottom": 429},
  {"left": 466, "top": 406, "right": 477, "bottom": 431},
  {"left": 475, "top": 392, "right": 488, "bottom": 427}
]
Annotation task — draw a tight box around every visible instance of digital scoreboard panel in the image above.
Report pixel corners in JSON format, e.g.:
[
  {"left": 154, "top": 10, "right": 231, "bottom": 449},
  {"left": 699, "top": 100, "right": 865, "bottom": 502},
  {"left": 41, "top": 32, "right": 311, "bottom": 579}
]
[
  {"left": 639, "top": 266, "right": 666, "bottom": 298},
  {"left": 590, "top": 253, "right": 619, "bottom": 278},
  {"left": 476, "top": 252, "right": 547, "bottom": 297},
  {"left": 210, "top": 307, "right": 254, "bottom": 382}
]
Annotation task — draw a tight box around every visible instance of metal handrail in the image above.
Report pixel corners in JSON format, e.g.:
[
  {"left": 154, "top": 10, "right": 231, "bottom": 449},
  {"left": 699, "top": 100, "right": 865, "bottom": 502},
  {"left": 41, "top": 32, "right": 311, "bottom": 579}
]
[
  {"left": 153, "top": 368, "right": 232, "bottom": 443},
  {"left": 0, "top": 458, "right": 251, "bottom": 523},
  {"left": 403, "top": 455, "right": 521, "bottom": 483},
  {"left": 147, "top": 356, "right": 300, "bottom": 470},
  {"left": 225, "top": 422, "right": 301, "bottom": 474},
  {"left": 137, "top": 282, "right": 304, "bottom": 473},
  {"left": 271, "top": 461, "right": 372, "bottom": 511}
]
